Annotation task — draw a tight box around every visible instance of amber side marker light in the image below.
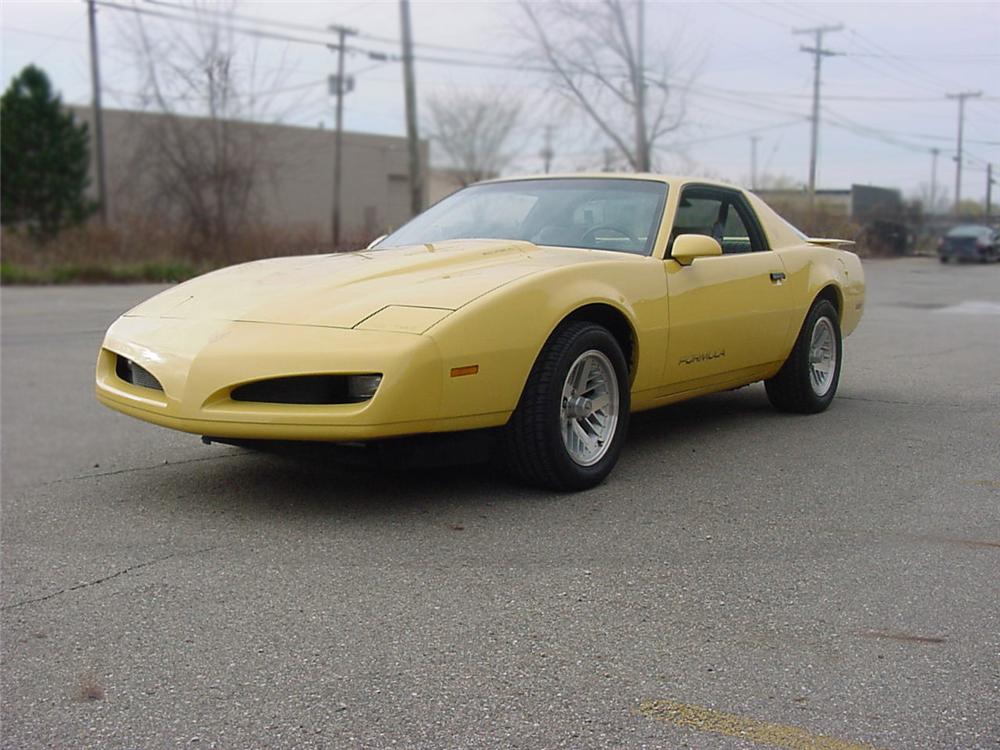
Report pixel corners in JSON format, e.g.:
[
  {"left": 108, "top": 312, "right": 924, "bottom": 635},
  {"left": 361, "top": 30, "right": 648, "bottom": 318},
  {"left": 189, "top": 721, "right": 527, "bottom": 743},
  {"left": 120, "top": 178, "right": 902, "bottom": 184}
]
[{"left": 450, "top": 365, "right": 479, "bottom": 378}]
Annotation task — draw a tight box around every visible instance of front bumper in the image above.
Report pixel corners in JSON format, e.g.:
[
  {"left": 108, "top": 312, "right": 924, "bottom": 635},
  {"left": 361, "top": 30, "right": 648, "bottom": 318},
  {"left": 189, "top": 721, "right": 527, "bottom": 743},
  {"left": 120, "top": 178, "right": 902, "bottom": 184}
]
[
  {"left": 940, "top": 243, "right": 987, "bottom": 261},
  {"left": 96, "top": 316, "right": 508, "bottom": 441}
]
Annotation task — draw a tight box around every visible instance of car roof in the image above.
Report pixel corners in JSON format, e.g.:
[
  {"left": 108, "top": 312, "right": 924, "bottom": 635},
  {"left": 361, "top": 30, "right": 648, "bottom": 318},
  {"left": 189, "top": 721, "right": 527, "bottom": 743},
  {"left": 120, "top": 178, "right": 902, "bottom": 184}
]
[
  {"left": 946, "top": 224, "right": 993, "bottom": 235},
  {"left": 475, "top": 173, "right": 746, "bottom": 193}
]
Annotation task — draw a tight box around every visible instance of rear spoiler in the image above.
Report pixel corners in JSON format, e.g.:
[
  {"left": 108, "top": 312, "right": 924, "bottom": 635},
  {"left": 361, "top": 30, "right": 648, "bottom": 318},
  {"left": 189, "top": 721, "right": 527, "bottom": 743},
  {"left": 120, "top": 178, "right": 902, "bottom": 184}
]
[{"left": 807, "top": 237, "right": 856, "bottom": 247}]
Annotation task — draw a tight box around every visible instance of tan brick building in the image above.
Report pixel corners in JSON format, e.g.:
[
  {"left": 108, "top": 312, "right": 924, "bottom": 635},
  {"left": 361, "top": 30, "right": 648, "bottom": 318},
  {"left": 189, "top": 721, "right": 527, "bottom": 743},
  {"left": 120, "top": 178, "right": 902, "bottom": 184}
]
[{"left": 70, "top": 107, "right": 429, "bottom": 241}]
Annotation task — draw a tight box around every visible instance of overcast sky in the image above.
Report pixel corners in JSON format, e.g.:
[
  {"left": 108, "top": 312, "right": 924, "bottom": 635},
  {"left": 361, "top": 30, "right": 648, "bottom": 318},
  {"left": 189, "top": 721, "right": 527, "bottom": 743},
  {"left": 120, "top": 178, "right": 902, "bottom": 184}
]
[{"left": 2, "top": 1, "right": 998, "bottom": 203}]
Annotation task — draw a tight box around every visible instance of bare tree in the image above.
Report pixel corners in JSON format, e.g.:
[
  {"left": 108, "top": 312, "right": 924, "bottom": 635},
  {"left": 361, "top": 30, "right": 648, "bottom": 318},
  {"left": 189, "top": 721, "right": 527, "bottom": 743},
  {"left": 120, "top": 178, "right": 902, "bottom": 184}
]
[
  {"left": 425, "top": 90, "right": 522, "bottom": 187},
  {"left": 124, "top": 2, "right": 284, "bottom": 260},
  {"left": 753, "top": 174, "right": 805, "bottom": 191},
  {"left": 517, "top": 0, "right": 690, "bottom": 172},
  {"left": 915, "top": 182, "right": 949, "bottom": 216}
]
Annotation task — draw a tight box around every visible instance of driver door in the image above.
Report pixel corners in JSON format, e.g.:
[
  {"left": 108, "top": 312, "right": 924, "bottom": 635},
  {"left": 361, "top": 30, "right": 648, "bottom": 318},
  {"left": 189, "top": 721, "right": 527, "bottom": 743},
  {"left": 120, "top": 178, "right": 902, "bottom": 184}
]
[{"left": 662, "top": 186, "right": 794, "bottom": 391}]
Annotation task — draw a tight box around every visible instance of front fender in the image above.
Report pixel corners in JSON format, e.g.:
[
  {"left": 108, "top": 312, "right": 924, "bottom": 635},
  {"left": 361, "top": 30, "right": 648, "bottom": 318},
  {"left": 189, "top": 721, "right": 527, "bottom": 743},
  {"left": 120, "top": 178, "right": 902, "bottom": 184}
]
[{"left": 426, "top": 257, "right": 668, "bottom": 420}]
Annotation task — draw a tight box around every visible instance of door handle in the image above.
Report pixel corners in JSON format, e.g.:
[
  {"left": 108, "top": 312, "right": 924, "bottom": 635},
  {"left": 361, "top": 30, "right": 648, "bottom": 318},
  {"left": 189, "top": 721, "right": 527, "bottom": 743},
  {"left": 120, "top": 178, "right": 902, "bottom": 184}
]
[{"left": 769, "top": 271, "right": 786, "bottom": 283}]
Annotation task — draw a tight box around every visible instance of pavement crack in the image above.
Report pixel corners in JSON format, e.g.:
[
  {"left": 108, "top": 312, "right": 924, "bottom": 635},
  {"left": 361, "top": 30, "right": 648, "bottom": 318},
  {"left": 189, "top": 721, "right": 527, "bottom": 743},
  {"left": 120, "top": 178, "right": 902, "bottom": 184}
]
[
  {"left": 39, "top": 451, "right": 246, "bottom": 488},
  {"left": 1, "top": 546, "right": 219, "bottom": 611},
  {"left": 883, "top": 344, "right": 977, "bottom": 360},
  {"left": 839, "top": 395, "right": 967, "bottom": 408}
]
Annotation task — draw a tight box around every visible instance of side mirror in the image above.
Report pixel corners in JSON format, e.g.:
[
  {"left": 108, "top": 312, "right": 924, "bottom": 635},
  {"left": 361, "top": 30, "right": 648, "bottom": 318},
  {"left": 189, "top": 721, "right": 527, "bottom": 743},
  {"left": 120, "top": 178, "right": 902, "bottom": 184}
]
[
  {"left": 671, "top": 234, "right": 722, "bottom": 265},
  {"left": 366, "top": 234, "right": 387, "bottom": 250}
]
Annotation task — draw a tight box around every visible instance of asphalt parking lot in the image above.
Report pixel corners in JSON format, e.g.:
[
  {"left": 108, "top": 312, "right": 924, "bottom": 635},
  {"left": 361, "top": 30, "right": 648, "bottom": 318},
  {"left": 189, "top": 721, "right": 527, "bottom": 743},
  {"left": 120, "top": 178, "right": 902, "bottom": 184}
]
[{"left": 2, "top": 256, "right": 998, "bottom": 749}]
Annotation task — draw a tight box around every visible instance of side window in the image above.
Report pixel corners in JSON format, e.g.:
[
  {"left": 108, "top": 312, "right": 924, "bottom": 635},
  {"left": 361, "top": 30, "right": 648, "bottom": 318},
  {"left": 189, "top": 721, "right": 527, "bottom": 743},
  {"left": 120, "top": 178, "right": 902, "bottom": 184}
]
[
  {"left": 672, "top": 195, "right": 724, "bottom": 242},
  {"left": 671, "top": 193, "right": 726, "bottom": 258},
  {"left": 721, "top": 207, "right": 753, "bottom": 255},
  {"left": 671, "top": 187, "right": 767, "bottom": 254}
]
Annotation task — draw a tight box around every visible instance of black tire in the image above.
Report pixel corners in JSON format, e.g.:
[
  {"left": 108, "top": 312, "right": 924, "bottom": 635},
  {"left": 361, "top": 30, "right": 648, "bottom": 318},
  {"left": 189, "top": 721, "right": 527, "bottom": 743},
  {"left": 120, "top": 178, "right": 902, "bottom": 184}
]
[
  {"left": 503, "top": 321, "right": 630, "bottom": 491},
  {"left": 939, "top": 255, "right": 949, "bottom": 264},
  {"left": 765, "top": 299, "right": 842, "bottom": 414}
]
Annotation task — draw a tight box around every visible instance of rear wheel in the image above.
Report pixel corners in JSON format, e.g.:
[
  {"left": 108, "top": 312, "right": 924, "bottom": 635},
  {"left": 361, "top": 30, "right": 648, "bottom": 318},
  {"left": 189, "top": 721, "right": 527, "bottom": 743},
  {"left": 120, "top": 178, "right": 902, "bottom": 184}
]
[
  {"left": 765, "top": 299, "right": 842, "bottom": 414},
  {"left": 503, "top": 321, "right": 630, "bottom": 490}
]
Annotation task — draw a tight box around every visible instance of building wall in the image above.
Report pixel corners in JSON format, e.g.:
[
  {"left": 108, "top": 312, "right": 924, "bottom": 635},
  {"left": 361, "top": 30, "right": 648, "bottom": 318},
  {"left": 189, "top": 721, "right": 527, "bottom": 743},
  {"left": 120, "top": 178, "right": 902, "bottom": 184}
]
[
  {"left": 69, "top": 107, "right": 429, "bottom": 240},
  {"left": 427, "top": 168, "right": 500, "bottom": 205},
  {"left": 753, "top": 188, "right": 852, "bottom": 216},
  {"left": 753, "top": 186, "right": 903, "bottom": 221}
]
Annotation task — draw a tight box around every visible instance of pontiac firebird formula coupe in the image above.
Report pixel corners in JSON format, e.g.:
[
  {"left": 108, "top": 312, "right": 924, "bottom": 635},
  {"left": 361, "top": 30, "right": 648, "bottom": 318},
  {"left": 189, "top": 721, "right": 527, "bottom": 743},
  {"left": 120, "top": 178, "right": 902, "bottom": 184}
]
[{"left": 96, "top": 175, "right": 865, "bottom": 490}]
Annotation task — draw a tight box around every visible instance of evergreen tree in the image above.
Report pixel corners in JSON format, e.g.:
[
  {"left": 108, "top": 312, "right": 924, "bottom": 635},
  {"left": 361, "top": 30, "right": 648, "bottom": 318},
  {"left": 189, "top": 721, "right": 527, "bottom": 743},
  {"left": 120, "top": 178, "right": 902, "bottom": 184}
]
[{"left": 1, "top": 65, "right": 94, "bottom": 238}]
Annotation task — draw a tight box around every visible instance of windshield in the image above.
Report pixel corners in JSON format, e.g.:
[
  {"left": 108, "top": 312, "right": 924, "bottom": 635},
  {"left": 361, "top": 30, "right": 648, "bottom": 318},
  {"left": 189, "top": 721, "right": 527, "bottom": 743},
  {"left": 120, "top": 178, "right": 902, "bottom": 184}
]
[
  {"left": 379, "top": 178, "right": 668, "bottom": 256},
  {"left": 946, "top": 225, "right": 990, "bottom": 238}
]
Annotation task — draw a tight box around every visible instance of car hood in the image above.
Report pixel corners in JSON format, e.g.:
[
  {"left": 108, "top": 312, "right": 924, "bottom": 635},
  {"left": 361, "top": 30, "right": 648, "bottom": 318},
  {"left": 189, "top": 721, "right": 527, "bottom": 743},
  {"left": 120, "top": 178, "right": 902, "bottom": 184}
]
[{"left": 125, "top": 239, "right": 555, "bottom": 330}]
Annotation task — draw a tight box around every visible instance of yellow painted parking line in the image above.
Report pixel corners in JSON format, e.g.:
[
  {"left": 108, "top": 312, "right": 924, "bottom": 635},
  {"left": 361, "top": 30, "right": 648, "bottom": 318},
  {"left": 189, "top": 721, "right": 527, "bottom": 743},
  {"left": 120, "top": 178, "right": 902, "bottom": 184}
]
[{"left": 637, "top": 699, "right": 888, "bottom": 750}]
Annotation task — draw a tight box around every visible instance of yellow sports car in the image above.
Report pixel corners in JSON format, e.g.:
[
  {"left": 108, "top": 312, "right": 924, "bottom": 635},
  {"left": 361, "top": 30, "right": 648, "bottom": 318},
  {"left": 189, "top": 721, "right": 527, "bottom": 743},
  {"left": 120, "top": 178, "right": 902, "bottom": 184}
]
[{"left": 96, "top": 175, "right": 864, "bottom": 489}]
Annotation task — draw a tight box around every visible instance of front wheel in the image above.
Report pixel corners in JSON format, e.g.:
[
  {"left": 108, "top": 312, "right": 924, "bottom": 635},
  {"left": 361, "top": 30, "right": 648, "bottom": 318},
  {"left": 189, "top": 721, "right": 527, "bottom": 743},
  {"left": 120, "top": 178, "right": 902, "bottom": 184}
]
[
  {"left": 503, "top": 321, "right": 630, "bottom": 490},
  {"left": 765, "top": 299, "right": 842, "bottom": 414}
]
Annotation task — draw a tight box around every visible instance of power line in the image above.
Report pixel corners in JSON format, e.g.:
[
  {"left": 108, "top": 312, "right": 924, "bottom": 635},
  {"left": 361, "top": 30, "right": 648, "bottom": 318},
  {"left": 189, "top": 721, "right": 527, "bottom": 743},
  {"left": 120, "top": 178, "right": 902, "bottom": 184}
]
[
  {"left": 95, "top": 0, "right": 553, "bottom": 75},
  {"left": 91, "top": 0, "right": 337, "bottom": 48},
  {"left": 129, "top": 0, "right": 998, "bottom": 130},
  {"left": 658, "top": 118, "right": 804, "bottom": 151},
  {"left": 142, "top": 0, "right": 515, "bottom": 61},
  {"left": 821, "top": 108, "right": 1000, "bottom": 149},
  {"left": 765, "top": 1, "right": 840, "bottom": 28},
  {"left": 645, "top": 76, "right": 809, "bottom": 120},
  {"left": 105, "top": 77, "right": 328, "bottom": 104},
  {"left": 850, "top": 51, "right": 1000, "bottom": 62},
  {"left": 39, "top": 0, "right": 998, "bottom": 193},
  {"left": 719, "top": 2, "right": 791, "bottom": 30},
  {"left": 844, "top": 27, "right": 970, "bottom": 94},
  {"left": 27, "top": 7, "right": 996, "bottom": 118},
  {"left": 821, "top": 108, "right": 934, "bottom": 154},
  {"left": 840, "top": 49, "right": 943, "bottom": 97},
  {"left": 0, "top": 26, "right": 83, "bottom": 44}
]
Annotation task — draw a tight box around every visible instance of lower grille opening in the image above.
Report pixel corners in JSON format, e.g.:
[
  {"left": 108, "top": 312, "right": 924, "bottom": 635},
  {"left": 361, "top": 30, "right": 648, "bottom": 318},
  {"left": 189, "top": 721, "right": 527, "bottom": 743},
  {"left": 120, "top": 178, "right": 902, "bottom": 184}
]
[
  {"left": 230, "top": 375, "right": 377, "bottom": 405},
  {"left": 115, "top": 355, "right": 163, "bottom": 391}
]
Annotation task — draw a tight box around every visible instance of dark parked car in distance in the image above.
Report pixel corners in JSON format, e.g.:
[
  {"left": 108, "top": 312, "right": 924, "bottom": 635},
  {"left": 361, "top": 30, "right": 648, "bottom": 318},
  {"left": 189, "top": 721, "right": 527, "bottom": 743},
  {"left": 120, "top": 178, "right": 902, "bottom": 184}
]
[{"left": 938, "top": 224, "right": 999, "bottom": 263}]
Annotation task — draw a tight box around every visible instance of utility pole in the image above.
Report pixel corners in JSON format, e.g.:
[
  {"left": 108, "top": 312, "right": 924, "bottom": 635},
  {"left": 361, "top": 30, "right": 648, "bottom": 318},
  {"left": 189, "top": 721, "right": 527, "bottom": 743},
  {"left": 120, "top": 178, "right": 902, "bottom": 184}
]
[
  {"left": 86, "top": 0, "right": 108, "bottom": 225},
  {"left": 633, "top": 0, "right": 648, "bottom": 171},
  {"left": 399, "top": 0, "right": 423, "bottom": 217},
  {"left": 750, "top": 135, "right": 761, "bottom": 190},
  {"left": 540, "top": 125, "right": 554, "bottom": 174},
  {"left": 794, "top": 24, "right": 842, "bottom": 208},
  {"left": 929, "top": 147, "right": 940, "bottom": 215},
  {"left": 329, "top": 24, "right": 357, "bottom": 247},
  {"left": 946, "top": 90, "right": 981, "bottom": 213},
  {"left": 987, "top": 163, "right": 994, "bottom": 220}
]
